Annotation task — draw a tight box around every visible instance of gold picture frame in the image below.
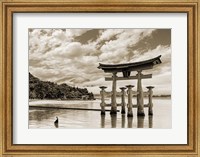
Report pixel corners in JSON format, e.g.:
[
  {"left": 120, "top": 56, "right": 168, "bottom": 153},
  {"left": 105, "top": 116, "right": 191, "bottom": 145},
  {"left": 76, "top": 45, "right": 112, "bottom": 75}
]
[{"left": 0, "top": 0, "right": 199, "bottom": 156}]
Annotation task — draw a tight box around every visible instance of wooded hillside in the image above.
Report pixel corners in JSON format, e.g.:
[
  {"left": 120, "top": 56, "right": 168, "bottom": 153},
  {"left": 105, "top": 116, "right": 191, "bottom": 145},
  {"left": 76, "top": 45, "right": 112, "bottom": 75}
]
[{"left": 29, "top": 73, "right": 94, "bottom": 100}]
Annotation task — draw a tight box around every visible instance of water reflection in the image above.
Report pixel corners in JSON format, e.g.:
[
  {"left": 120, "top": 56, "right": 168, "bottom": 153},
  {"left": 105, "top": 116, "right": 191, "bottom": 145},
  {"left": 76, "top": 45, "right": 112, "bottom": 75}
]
[
  {"left": 29, "top": 98, "right": 171, "bottom": 129},
  {"left": 30, "top": 109, "right": 155, "bottom": 129},
  {"left": 101, "top": 115, "right": 105, "bottom": 128},
  {"left": 111, "top": 115, "right": 117, "bottom": 128},
  {"left": 100, "top": 114, "right": 153, "bottom": 128},
  {"left": 121, "top": 115, "right": 125, "bottom": 128},
  {"left": 29, "top": 108, "right": 59, "bottom": 121},
  {"left": 148, "top": 115, "right": 153, "bottom": 128},
  {"left": 127, "top": 117, "right": 133, "bottom": 128},
  {"left": 137, "top": 116, "right": 145, "bottom": 128},
  {"left": 54, "top": 122, "right": 59, "bottom": 128}
]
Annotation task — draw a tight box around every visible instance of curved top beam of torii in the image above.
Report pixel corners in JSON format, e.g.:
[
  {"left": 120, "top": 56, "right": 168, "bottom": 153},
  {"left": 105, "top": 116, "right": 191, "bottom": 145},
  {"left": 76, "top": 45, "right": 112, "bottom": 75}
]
[{"left": 98, "top": 55, "right": 162, "bottom": 74}]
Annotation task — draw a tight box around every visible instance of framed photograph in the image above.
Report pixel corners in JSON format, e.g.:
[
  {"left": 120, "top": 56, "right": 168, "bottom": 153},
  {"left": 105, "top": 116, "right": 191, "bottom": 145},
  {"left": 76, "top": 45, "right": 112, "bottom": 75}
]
[{"left": 0, "top": 0, "right": 199, "bottom": 156}]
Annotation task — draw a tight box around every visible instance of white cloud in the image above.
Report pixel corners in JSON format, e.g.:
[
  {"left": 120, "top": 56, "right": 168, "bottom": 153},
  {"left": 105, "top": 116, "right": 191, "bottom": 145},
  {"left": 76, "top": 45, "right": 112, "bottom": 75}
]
[
  {"left": 97, "top": 29, "right": 155, "bottom": 63},
  {"left": 98, "top": 29, "right": 124, "bottom": 41},
  {"left": 29, "top": 29, "right": 171, "bottom": 95},
  {"left": 131, "top": 45, "right": 171, "bottom": 63},
  {"left": 65, "top": 29, "right": 92, "bottom": 37}
]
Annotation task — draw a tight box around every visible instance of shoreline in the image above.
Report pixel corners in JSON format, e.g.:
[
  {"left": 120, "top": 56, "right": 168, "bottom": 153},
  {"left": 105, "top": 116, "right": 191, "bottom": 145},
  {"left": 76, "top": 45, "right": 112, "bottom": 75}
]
[
  {"left": 29, "top": 99, "right": 100, "bottom": 106},
  {"left": 29, "top": 97, "right": 170, "bottom": 106}
]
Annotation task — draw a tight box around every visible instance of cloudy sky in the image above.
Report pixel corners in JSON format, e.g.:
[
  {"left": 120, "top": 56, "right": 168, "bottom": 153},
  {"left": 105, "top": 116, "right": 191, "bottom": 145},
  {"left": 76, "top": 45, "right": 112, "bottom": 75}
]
[{"left": 29, "top": 29, "right": 171, "bottom": 95}]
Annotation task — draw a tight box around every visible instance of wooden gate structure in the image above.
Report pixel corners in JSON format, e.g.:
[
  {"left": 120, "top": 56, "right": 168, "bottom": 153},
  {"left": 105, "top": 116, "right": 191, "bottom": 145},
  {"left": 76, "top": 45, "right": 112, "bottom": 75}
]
[{"left": 98, "top": 55, "right": 162, "bottom": 116}]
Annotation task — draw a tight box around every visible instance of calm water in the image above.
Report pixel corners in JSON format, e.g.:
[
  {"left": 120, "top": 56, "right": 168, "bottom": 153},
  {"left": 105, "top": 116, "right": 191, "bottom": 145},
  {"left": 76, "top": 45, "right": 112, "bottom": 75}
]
[{"left": 29, "top": 97, "right": 171, "bottom": 129}]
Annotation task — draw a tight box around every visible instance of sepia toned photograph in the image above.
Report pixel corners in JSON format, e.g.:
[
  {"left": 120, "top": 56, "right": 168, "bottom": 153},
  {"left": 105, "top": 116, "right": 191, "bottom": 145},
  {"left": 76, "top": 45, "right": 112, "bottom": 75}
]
[{"left": 29, "top": 28, "right": 171, "bottom": 129}]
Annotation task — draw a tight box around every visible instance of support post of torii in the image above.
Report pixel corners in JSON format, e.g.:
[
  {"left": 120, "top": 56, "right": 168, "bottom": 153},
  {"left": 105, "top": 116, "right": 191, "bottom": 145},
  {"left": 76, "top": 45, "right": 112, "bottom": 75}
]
[
  {"left": 110, "top": 72, "right": 117, "bottom": 114},
  {"left": 137, "top": 70, "right": 145, "bottom": 116},
  {"left": 120, "top": 87, "right": 126, "bottom": 114},
  {"left": 126, "top": 85, "right": 134, "bottom": 117},
  {"left": 99, "top": 86, "right": 107, "bottom": 115},
  {"left": 147, "top": 86, "right": 154, "bottom": 115}
]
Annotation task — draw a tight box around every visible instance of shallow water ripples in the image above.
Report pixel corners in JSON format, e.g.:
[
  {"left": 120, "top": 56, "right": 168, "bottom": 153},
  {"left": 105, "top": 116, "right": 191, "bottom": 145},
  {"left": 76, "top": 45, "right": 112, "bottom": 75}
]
[{"left": 29, "top": 98, "right": 171, "bottom": 129}]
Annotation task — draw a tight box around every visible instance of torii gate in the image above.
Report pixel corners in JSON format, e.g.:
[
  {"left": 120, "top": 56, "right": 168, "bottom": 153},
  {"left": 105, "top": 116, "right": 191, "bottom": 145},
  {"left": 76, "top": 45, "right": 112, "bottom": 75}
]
[{"left": 98, "top": 55, "right": 162, "bottom": 116}]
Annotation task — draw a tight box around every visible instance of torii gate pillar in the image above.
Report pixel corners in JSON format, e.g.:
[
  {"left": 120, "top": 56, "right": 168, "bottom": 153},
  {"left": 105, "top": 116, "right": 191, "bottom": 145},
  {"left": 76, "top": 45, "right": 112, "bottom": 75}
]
[
  {"left": 137, "top": 70, "right": 145, "bottom": 116},
  {"left": 110, "top": 72, "right": 117, "bottom": 114}
]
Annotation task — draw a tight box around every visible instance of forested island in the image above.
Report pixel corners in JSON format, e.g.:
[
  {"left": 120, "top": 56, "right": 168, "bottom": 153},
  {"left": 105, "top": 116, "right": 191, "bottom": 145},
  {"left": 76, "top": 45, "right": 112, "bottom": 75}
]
[{"left": 29, "top": 73, "right": 94, "bottom": 100}]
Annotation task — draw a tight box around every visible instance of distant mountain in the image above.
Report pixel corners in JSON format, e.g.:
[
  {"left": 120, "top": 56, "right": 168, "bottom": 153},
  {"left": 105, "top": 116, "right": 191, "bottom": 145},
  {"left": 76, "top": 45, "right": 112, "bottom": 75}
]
[{"left": 29, "top": 73, "right": 94, "bottom": 100}]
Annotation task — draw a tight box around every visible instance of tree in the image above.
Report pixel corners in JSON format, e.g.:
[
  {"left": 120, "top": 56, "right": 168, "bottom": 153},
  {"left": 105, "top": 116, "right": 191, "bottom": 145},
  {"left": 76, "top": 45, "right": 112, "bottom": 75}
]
[{"left": 29, "top": 73, "right": 95, "bottom": 100}]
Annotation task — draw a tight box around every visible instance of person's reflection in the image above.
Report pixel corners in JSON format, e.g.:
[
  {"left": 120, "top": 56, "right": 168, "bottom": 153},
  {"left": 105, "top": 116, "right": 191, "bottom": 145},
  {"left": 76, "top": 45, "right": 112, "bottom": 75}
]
[
  {"left": 148, "top": 115, "right": 153, "bottom": 128},
  {"left": 101, "top": 114, "right": 105, "bottom": 128},
  {"left": 54, "top": 122, "right": 59, "bottom": 128},
  {"left": 137, "top": 116, "right": 145, "bottom": 128},
  {"left": 121, "top": 114, "right": 125, "bottom": 128},
  {"left": 127, "top": 116, "right": 133, "bottom": 128},
  {"left": 111, "top": 115, "right": 117, "bottom": 128}
]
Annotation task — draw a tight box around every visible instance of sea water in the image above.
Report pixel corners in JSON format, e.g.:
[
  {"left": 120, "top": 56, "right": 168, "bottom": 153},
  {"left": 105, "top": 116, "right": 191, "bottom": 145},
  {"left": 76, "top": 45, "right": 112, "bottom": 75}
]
[{"left": 29, "top": 97, "right": 171, "bottom": 129}]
